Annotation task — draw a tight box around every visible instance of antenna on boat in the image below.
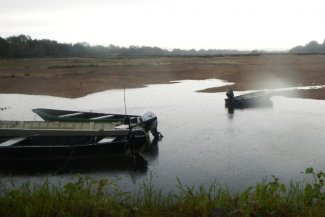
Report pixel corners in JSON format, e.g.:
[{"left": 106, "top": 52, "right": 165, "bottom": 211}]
[{"left": 124, "top": 85, "right": 127, "bottom": 115}]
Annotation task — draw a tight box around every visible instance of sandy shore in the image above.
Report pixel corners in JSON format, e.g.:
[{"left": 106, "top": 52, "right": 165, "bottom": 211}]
[{"left": 0, "top": 54, "right": 324, "bottom": 99}]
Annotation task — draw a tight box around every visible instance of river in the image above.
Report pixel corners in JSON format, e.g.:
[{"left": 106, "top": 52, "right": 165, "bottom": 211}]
[{"left": 1, "top": 79, "right": 325, "bottom": 194}]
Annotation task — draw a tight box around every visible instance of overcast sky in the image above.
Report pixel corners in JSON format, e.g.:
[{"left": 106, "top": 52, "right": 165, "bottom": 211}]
[{"left": 1, "top": 0, "right": 324, "bottom": 51}]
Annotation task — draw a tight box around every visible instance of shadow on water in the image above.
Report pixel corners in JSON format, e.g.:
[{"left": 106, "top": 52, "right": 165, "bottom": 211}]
[
  {"left": 0, "top": 154, "right": 148, "bottom": 176},
  {"left": 227, "top": 99, "right": 274, "bottom": 115}
]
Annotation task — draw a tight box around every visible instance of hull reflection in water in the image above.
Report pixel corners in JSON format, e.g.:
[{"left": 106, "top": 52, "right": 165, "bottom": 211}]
[
  {"left": 140, "top": 137, "right": 160, "bottom": 160},
  {"left": 0, "top": 154, "right": 148, "bottom": 175}
]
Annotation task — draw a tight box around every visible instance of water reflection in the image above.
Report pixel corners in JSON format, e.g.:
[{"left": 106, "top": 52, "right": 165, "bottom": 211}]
[
  {"left": 141, "top": 137, "right": 159, "bottom": 155},
  {"left": 0, "top": 154, "right": 148, "bottom": 176}
]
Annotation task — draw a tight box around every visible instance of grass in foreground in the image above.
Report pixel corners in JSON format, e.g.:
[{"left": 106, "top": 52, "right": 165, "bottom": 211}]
[{"left": 0, "top": 168, "right": 325, "bottom": 216}]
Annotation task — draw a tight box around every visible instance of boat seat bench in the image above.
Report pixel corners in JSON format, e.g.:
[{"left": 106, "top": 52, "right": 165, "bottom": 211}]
[
  {"left": 58, "top": 112, "right": 85, "bottom": 118},
  {"left": 0, "top": 137, "right": 27, "bottom": 147},
  {"left": 97, "top": 137, "right": 117, "bottom": 143},
  {"left": 90, "top": 115, "right": 115, "bottom": 120}
]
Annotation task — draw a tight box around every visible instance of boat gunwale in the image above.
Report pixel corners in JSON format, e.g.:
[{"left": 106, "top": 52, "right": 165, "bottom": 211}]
[{"left": 32, "top": 108, "right": 139, "bottom": 123}]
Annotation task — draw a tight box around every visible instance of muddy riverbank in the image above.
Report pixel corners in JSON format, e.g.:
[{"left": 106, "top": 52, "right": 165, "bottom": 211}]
[{"left": 0, "top": 54, "right": 324, "bottom": 99}]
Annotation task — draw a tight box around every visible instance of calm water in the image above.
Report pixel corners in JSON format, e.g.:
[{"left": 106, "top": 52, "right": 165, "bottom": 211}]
[{"left": 1, "top": 79, "right": 325, "bottom": 193}]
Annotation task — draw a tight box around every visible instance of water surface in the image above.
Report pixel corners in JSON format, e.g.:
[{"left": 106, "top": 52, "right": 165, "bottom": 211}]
[{"left": 1, "top": 79, "right": 325, "bottom": 193}]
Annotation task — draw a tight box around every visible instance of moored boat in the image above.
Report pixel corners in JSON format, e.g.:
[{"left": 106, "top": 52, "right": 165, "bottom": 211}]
[
  {"left": 0, "top": 132, "right": 146, "bottom": 161},
  {"left": 225, "top": 89, "right": 273, "bottom": 108},
  {"left": 32, "top": 109, "right": 161, "bottom": 139}
]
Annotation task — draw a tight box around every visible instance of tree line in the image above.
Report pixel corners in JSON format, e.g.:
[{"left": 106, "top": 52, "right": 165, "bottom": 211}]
[
  {"left": 0, "top": 34, "right": 250, "bottom": 58},
  {"left": 289, "top": 39, "right": 325, "bottom": 53},
  {"left": 2, "top": 34, "right": 323, "bottom": 58}
]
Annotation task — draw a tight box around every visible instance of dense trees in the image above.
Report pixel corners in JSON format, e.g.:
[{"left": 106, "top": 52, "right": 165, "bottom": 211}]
[
  {"left": 289, "top": 40, "right": 325, "bottom": 53},
  {"left": 0, "top": 34, "right": 251, "bottom": 58},
  {"left": 0, "top": 37, "right": 9, "bottom": 57},
  {"left": 3, "top": 34, "right": 325, "bottom": 57},
  {"left": 1, "top": 34, "right": 324, "bottom": 58},
  {"left": 6, "top": 35, "right": 32, "bottom": 57}
]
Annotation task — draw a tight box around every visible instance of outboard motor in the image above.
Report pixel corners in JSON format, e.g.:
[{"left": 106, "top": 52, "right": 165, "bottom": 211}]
[
  {"left": 226, "top": 89, "right": 234, "bottom": 100},
  {"left": 140, "top": 111, "right": 161, "bottom": 139},
  {"left": 129, "top": 129, "right": 146, "bottom": 151},
  {"left": 225, "top": 89, "right": 235, "bottom": 108}
]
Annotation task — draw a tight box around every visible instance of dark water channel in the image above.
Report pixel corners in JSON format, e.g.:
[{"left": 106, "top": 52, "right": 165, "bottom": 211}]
[{"left": 1, "top": 79, "right": 325, "bottom": 193}]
